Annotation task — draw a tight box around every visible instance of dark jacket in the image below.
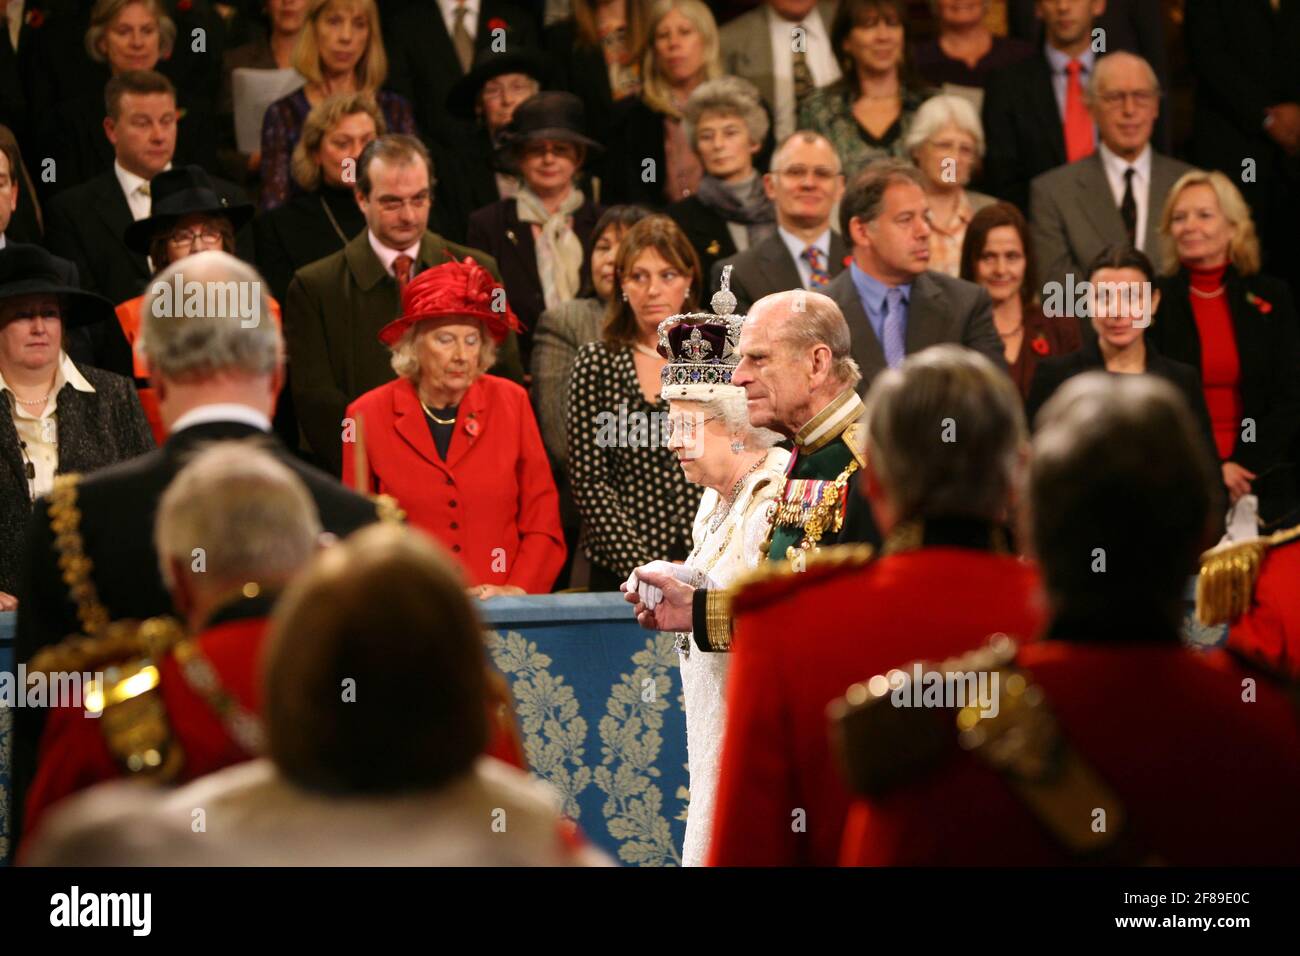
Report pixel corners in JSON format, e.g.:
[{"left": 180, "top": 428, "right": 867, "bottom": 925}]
[
  {"left": 284, "top": 229, "right": 524, "bottom": 475},
  {"left": 10, "top": 417, "right": 383, "bottom": 839},
  {"left": 465, "top": 195, "right": 602, "bottom": 364},
  {"left": 253, "top": 184, "right": 367, "bottom": 304},
  {"left": 429, "top": 131, "right": 510, "bottom": 245},
  {"left": 667, "top": 195, "right": 739, "bottom": 286},
  {"left": 0, "top": 363, "right": 153, "bottom": 594},
  {"left": 824, "top": 266, "right": 1004, "bottom": 394},
  {"left": 711, "top": 230, "right": 849, "bottom": 314},
  {"left": 980, "top": 52, "right": 1067, "bottom": 212},
  {"left": 545, "top": 17, "right": 621, "bottom": 182},
  {"left": 1150, "top": 267, "right": 1300, "bottom": 477},
  {"left": 1024, "top": 336, "right": 1218, "bottom": 462}
]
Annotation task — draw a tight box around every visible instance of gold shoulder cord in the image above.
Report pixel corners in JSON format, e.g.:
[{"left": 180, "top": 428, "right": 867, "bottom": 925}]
[
  {"left": 1196, "top": 524, "right": 1300, "bottom": 626},
  {"left": 48, "top": 474, "right": 111, "bottom": 637}
]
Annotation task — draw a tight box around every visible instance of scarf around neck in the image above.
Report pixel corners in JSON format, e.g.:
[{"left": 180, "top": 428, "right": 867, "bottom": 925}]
[
  {"left": 694, "top": 174, "right": 777, "bottom": 247},
  {"left": 516, "top": 185, "right": 585, "bottom": 311}
]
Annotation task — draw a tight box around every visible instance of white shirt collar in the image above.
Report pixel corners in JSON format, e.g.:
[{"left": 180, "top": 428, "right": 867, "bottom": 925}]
[
  {"left": 0, "top": 351, "right": 95, "bottom": 400},
  {"left": 1097, "top": 141, "right": 1152, "bottom": 183},
  {"left": 114, "top": 160, "right": 150, "bottom": 199},
  {"left": 778, "top": 225, "right": 831, "bottom": 260},
  {"left": 0, "top": 233, "right": 6, "bottom": 250},
  {"left": 368, "top": 230, "right": 421, "bottom": 277},
  {"left": 170, "top": 403, "right": 272, "bottom": 435}
]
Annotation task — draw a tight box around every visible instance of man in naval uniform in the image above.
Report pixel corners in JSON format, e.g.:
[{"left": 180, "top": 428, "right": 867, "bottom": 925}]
[{"left": 625, "top": 288, "right": 879, "bottom": 651}]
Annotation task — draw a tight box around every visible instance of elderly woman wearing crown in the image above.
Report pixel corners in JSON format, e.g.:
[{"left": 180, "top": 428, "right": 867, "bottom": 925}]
[
  {"left": 343, "top": 258, "right": 566, "bottom": 596},
  {"left": 624, "top": 268, "right": 789, "bottom": 866}
]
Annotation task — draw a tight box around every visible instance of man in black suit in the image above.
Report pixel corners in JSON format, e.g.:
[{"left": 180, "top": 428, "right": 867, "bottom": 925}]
[
  {"left": 710, "top": 131, "right": 847, "bottom": 312},
  {"left": 981, "top": 0, "right": 1105, "bottom": 211},
  {"left": 43, "top": 70, "right": 249, "bottom": 310},
  {"left": 11, "top": 250, "right": 384, "bottom": 839},
  {"left": 383, "top": 0, "right": 539, "bottom": 150},
  {"left": 1007, "top": 0, "right": 1169, "bottom": 93},
  {"left": 825, "top": 160, "right": 1003, "bottom": 394}
]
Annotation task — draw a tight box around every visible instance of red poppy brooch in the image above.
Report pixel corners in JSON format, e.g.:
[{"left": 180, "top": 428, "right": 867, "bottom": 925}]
[
  {"left": 1031, "top": 334, "right": 1050, "bottom": 356},
  {"left": 465, "top": 414, "right": 481, "bottom": 438},
  {"left": 25, "top": 8, "right": 45, "bottom": 27},
  {"left": 487, "top": 17, "right": 507, "bottom": 32},
  {"left": 1246, "top": 292, "right": 1273, "bottom": 315}
]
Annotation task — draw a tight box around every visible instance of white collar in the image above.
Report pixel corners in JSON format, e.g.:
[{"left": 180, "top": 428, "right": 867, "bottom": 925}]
[
  {"left": 1097, "top": 141, "right": 1152, "bottom": 181},
  {"left": 0, "top": 351, "right": 95, "bottom": 398},
  {"left": 0, "top": 233, "right": 6, "bottom": 250},
  {"left": 778, "top": 225, "right": 831, "bottom": 259},
  {"left": 368, "top": 230, "right": 422, "bottom": 275},
  {"left": 170, "top": 403, "right": 272, "bottom": 435},
  {"left": 114, "top": 159, "right": 170, "bottom": 198}
]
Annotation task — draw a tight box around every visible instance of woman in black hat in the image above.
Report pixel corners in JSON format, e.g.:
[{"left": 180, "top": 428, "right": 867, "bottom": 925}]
[
  {"left": 118, "top": 165, "right": 272, "bottom": 444},
  {"left": 0, "top": 244, "right": 154, "bottom": 606},
  {"left": 432, "top": 44, "right": 548, "bottom": 244},
  {"left": 465, "top": 92, "right": 605, "bottom": 366}
]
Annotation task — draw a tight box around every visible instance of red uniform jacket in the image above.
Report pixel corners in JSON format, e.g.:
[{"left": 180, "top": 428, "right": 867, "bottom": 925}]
[
  {"left": 116, "top": 294, "right": 284, "bottom": 445},
  {"left": 1227, "top": 538, "right": 1300, "bottom": 680},
  {"left": 343, "top": 374, "right": 565, "bottom": 593},
  {"left": 22, "top": 614, "right": 269, "bottom": 845},
  {"left": 709, "top": 534, "right": 1047, "bottom": 867},
  {"left": 841, "top": 639, "right": 1300, "bottom": 865}
]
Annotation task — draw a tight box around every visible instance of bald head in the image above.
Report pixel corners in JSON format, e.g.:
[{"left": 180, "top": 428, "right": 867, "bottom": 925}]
[{"left": 1088, "top": 52, "right": 1161, "bottom": 161}]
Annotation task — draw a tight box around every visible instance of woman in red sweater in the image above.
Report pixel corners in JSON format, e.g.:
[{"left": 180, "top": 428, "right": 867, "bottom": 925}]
[
  {"left": 343, "top": 257, "right": 566, "bottom": 595},
  {"left": 1153, "top": 170, "right": 1300, "bottom": 528}
]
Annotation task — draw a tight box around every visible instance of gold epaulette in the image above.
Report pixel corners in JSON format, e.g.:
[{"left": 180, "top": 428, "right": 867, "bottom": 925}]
[
  {"left": 730, "top": 542, "right": 876, "bottom": 616},
  {"left": 374, "top": 492, "right": 406, "bottom": 524},
  {"left": 840, "top": 421, "right": 867, "bottom": 469},
  {"left": 28, "top": 616, "right": 187, "bottom": 676},
  {"left": 1196, "top": 524, "right": 1300, "bottom": 626}
]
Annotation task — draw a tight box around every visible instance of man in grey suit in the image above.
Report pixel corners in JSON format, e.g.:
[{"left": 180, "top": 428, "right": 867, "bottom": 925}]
[
  {"left": 720, "top": 1, "right": 842, "bottom": 142},
  {"left": 824, "top": 159, "right": 1003, "bottom": 394},
  {"left": 1029, "top": 52, "right": 1196, "bottom": 295},
  {"left": 710, "top": 131, "right": 847, "bottom": 311}
]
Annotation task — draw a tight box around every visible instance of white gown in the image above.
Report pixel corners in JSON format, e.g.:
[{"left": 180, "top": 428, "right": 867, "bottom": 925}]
[{"left": 678, "top": 446, "right": 790, "bottom": 866}]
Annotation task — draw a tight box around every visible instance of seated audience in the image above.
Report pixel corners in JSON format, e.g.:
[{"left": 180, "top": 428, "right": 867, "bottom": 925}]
[
  {"left": 285, "top": 134, "right": 523, "bottom": 476},
  {"left": 961, "top": 201, "right": 1079, "bottom": 400},
  {"left": 0, "top": 243, "right": 153, "bottom": 604},
  {"left": 254, "top": 91, "right": 381, "bottom": 303},
  {"left": 904, "top": 93, "right": 995, "bottom": 277},
  {"left": 19, "top": 442, "right": 322, "bottom": 847},
  {"left": 982, "top": 0, "right": 1104, "bottom": 210},
  {"left": 259, "top": 0, "right": 416, "bottom": 210},
  {"left": 25, "top": 523, "right": 608, "bottom": 866},
  {"left": 719, "top": 0, "right": 842, "bottom": 143},
  {"left": 10, "top": 251, "right": 381, "bottom": 842},
  {"left": 0, "top": 125, "right": 43, "bottom": 245},
  {"left": 467, "top": 92, "right": 604, "bottom": 367},
  {"left": 838, "top": 372, "right": 1300, "bottom": 866},
  {"left": 825, "top": 159, "right": 1002, "bottom": 393},
  {"left": 667, "top": 76, "right": 775, "bottom": 283},
  {"left": 1008, "top": 0, "right": 1169, "bottom": 95},
  {"left": 546, "top": 0, "right": 646, "bottom": 157},
  {"left": 217, "top": 0, "right": 311, "bottom": 187},
  {"left": 711, "top": 130, "right": 848, "bottom": 313},
  {"left": 1029, "top": 51, "right": 1194, "bottom": 294},
  {"left": 567, "top": 214, "right": 705, "bottom": 590},
  {"left": 798, "top": 0, "right": 932, "bottom": 177},
  {"left": 344, "top": 257, "right": 565, "bottom": 596},
  {"left": 436, "top": 39, "right": 546, "bottom": 244},
  {"left": 911, "top": 0, "right": 1032, "bottom": 106},
  {"left": 1025, "top": 246, "right": 1214, "bottom": 458},
  {"left": 709, "top": 344, "right": 1046, "bottom": 866},
  {"left": 605, "top": 0, "right": 722, "bottom": 206},
  {"left": 1150, "top": 170, "right": 1300, "bottom": 527},
  {"left": 119, "top": 165, "right": 274, "bottom": 444}
]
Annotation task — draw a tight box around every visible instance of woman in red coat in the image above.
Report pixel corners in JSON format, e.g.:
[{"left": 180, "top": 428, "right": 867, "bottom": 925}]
[{"left": 343, "top": 257, "right": 566, "bottom": 595}]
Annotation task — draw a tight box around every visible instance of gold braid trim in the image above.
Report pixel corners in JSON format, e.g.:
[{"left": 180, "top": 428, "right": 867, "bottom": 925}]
[
  {"left": 48, "top": 474, "right": 111, "bottom": 637},
  {"left": 1196, "top": 524, "right": 1300, "bottom": 626},
  {"left": 28, "top": 616, "right": 187, "bottom": 676},
  {"left": 702, "top": 589, "right": 733, "bottom": 651}
]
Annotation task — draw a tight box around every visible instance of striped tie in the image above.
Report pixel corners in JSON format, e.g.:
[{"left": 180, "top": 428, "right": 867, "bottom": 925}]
[{"left": 802, "top": 245, "right": 831, "bottom": 289}]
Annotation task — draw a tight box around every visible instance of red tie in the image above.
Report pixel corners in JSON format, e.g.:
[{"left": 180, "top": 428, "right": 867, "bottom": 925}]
[
  {"left": 393, "top": 254, "right": 413, "bottom": 290},
  {"left": 1063, "top": 59, "right": 1094, "bottom": 163}
]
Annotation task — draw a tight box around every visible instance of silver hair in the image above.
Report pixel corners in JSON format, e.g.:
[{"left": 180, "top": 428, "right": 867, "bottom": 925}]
[
  {"left": 903, "top": 93, "right": 986, "bottom": 158},
  {"left": 863, "top": 344, "right": 1026, "bottom": 523},
  {"left": 139, "top": 251, "right": 280, "bottom": 379},
  {"left": 154, "top": 441, "right": 322, "bottom": 593},
  {"left": 389, "top": 317, "right": 499, "bottom": 381},
  {"left": 752, "top": 289, "right": 861, "bottom": 389},
  {"left": 1086, "top": 51, "right": 1161, "bottom": 104},
  {"left": 683, "top": 76, "right": 771, "bottom": 150},
  {"left": 769, "top": 129, "right": 841, "bottom": 175},
  {"left": 689, "top": 389, "right": 784, "bottom": 449}
]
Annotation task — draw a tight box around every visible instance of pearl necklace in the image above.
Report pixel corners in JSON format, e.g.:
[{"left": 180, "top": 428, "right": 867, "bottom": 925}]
[
  {"left": 15, "top": 392, "right": 52, "bottom": 406},
  {"left": 1189, "top": 284, "right": 1225, "bottom": 299}
]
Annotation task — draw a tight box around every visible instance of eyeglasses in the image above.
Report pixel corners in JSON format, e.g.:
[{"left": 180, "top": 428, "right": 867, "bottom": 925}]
[
  {"left": 1096, "top": 90, "right": 1159, "bottom": 110},
  {"left": 167, "top": 227, "right": 225, "bottom": 248},
  {"left": 664, "top": 414, "right": 719, "bottom": 441},
  {"left": 927, "top": 138, "right": 977, "bottom": 158},
  {"left": 375, "top": 191, "right": 431, "bottom": 213},
  {"left": 482, "top": 80, "right": 537, "bottom": 102},
  {"left": 521, "top": 142, "right": 579, "bottom": 160},
  {"left": 776, "top": 165, "right": 840, "bottom": 182},
  {"left": 623, "top": 268, "right": 684, "bottom": 289}
]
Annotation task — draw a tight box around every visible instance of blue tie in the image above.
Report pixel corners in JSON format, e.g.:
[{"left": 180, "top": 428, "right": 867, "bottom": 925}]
[{"left": 882, "top": 287, "right": 906, "bottom": 368}]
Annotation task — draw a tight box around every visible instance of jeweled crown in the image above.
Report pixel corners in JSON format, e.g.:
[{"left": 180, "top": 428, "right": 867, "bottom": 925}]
[{"left": 657, "top": 265, "right": 745, "bottom": 390}]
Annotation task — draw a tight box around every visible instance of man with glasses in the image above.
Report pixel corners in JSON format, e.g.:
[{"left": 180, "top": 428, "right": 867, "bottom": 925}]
[
  {"left": 711, "top": 131, "right": 848, "bottom": 313},
  {"left": 1029, "top": 51, "right": 1195, "bottom": 295},
  {"left": 285, "top": 134, "right": 523, "bottom": 475}
]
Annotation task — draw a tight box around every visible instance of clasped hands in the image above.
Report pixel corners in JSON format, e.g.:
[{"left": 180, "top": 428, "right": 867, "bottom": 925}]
[{"left": 621, "top": 560, "right": 715, "bottom": 632}]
